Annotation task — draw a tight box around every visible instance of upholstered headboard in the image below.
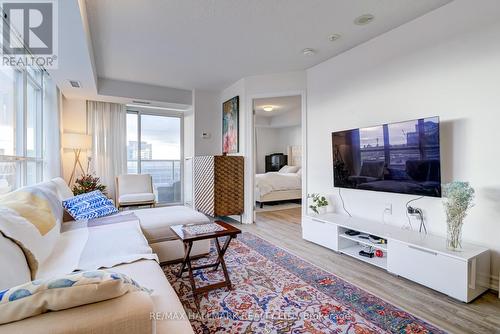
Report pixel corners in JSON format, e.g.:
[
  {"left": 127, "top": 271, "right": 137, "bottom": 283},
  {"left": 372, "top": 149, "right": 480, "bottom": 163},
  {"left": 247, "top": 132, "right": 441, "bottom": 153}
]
[{"left": 287, "top": 145, "right": 302, "bottom": 167}]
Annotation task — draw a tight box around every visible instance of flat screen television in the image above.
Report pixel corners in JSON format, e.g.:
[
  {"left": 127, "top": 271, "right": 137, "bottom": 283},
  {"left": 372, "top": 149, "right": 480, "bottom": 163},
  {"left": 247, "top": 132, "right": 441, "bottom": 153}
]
[{"left": 332, "top": 117, "right": 441, "bottom": 197}]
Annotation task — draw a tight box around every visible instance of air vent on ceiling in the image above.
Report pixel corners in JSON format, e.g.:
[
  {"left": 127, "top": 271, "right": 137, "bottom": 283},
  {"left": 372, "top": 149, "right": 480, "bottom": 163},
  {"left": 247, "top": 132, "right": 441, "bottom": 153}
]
[
  {"left": 354, "top": 14, "right": 375, "bottom": 25},
  {"left": 132, "top": 100, "right": 151, "bottom": 105},
  {"left": 69, "top": 80, "right": 81, "bottom": 88}
]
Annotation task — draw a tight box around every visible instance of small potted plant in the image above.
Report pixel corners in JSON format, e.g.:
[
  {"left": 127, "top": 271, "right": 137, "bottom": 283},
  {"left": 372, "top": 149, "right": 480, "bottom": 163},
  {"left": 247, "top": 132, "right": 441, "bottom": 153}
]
[
  {"left": 308, "top": 193, "right": 328, "bottom": 215},
  {"left": 442, "top": 181, "right": 475, "bottom": 251},
  {"left": 72, "top": 174, "right": 107, "bottom": 196}
]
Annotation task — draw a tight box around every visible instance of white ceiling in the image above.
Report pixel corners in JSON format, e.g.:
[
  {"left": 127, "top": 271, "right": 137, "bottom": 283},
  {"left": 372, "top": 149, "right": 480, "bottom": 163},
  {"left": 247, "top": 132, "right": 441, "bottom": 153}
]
[
  {"left": 254, "top": 95, "right": 302, "bottom": 128},
  {"left": 84, "top": 0, "right": 452, "bottom": 91},
  {"left": 254, "top": 96, "right": 301, "bottom": 118}
]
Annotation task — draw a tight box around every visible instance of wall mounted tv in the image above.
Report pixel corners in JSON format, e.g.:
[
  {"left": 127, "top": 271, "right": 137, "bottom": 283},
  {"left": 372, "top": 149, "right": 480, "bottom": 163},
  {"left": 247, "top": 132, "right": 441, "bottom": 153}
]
[{"left": 332, "top": 117, "right": 441, "bottom": 197}]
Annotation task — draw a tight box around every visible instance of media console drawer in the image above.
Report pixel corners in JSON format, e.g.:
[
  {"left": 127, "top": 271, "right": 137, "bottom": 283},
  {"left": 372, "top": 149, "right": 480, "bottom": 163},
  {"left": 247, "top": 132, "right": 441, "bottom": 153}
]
[
  {"left": 302, "top": 217, "right": 338, "bottom": 251},
  {"left": 388, "top": 239, "right": 467, "bottom": 301}
]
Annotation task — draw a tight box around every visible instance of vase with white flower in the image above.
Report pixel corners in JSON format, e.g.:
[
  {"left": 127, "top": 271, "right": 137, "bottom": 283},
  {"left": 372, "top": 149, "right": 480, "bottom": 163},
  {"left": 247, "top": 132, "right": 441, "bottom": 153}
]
[{"left": 442, "top": 181, "right": 475, "bottom": 251}]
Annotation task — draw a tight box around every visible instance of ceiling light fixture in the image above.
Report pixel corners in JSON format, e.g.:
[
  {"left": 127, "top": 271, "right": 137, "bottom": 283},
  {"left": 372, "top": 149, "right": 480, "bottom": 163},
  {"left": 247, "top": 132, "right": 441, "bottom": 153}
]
[
  {"left": 263, "top": 106, "right": 273, "bottom": 112},
  {"left": 302, "top": 48, "right": 316, "bottom": 56},
  {"left": 328, "top": 34, "right": 341, "bottom": 42},
  {"left": 354, "top": 14, "right": 375, "bottom": 25}
]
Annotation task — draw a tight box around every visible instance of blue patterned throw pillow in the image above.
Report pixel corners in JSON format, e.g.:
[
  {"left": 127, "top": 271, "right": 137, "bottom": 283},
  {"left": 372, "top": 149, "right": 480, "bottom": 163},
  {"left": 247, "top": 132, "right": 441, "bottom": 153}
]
[
  {"left": 0, "top": 270, "right": 152, "bottom": 325},
  {"left": 63, "top": 190, "right": 118, "bottom": 221}
]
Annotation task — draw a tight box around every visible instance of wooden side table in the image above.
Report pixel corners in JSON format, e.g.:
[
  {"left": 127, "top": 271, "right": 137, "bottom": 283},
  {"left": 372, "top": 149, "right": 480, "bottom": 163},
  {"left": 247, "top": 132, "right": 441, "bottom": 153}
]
[{"left": 170, "top": 221, "right": 241, "bottom": 298}]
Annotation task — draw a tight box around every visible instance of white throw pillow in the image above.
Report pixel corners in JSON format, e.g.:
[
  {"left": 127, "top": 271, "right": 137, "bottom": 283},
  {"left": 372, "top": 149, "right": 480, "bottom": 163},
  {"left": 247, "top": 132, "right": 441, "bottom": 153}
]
[
  {"left": 0, "top": 270, "right": 151, "bottom": 325},
  {"left": 0, "top": 233, "right": 31, "bottom": 290},
  {"left": 50, "top": 177, "right": 74, "bottom": 201},
  {"left": 0, "top": 186, "right": 62, "bottom": 278},
  {"left": 279, "top": 165, "right": 300, "bottom": 173}
]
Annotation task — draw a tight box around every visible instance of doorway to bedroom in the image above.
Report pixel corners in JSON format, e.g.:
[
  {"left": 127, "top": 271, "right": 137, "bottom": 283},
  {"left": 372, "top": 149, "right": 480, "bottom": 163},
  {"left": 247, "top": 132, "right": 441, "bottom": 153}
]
[{"left": 253, "top": 95, "right": 302, "bottom": 223}]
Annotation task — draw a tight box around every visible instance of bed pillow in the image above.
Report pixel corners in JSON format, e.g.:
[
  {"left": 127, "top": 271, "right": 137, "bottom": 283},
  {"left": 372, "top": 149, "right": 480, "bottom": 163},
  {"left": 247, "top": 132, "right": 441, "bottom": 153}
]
[
  {"left": 62, "top": 190, "right": 118, "bottom": 221},
  {"left": 0, "top": 270, "right": 151, "bottom": 325},
  {"left": 279, "top": 165, "right": 300, "bottom": 173}
]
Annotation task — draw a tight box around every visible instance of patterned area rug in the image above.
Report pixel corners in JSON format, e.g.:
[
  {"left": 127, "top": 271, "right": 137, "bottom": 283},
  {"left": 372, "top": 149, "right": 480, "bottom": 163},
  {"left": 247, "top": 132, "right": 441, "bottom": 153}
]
[{"left": 162, "top": 233, "right": 446, "bottom": 334}]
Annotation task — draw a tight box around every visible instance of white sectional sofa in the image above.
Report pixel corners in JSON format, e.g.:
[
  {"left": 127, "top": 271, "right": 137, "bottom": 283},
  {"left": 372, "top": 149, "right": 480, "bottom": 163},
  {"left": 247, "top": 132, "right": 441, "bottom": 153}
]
[{"left": 0, "top": 178, "right": 211, "bottom": 334}]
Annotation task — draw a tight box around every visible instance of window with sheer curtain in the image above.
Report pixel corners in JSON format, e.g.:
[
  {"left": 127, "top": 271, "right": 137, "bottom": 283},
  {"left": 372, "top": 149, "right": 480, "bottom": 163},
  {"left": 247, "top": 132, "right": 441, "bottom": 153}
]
[{"left": 0, "top": 65, "right": 50, "bottom": 193}]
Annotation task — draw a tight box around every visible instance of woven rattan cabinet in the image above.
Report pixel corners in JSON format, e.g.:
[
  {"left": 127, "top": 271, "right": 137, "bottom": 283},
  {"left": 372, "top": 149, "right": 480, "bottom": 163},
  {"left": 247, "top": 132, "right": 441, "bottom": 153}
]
[{"left": 194, "top": 155, "right": 244, "bottom": 218}]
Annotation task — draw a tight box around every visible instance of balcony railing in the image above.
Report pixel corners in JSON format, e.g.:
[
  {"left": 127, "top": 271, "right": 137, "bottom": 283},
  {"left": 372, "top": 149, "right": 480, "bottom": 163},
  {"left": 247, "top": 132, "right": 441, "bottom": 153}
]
[{"left": 127, "top": 159, "right": 181, "bottom": 204}]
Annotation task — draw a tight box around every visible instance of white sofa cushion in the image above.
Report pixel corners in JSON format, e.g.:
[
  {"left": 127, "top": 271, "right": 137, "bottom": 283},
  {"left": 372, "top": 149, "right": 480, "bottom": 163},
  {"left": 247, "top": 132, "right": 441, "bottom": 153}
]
[
  {"left": 0, "top": 233, "right": 31, "bottom": 290},
  {"left": 0, "top": 270, "right": 151, "bottom": 325},
  {"left": 132, "top": 206, "right": 209, "bottom": 242},
  {"left": 113, "top": 260, "right": 194, "bottom": 334},
  {"left": 119, "top": 193, "right": 155, "bottom": 204}
]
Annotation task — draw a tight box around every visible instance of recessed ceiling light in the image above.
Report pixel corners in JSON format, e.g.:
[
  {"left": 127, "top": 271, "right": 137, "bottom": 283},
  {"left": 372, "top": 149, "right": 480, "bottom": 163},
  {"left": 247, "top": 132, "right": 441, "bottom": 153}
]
[
  {"left": 302, "top": 48, "right": 316, "bottom": 56},
  {"left": 354, "top": 14, "right": 375, "bottom": 25},
  {"left": 328, "top": 34, "right": 341, "bottom": 42},
  {"left": 263, "top": 106, "right": 273, "bottom": 112}
]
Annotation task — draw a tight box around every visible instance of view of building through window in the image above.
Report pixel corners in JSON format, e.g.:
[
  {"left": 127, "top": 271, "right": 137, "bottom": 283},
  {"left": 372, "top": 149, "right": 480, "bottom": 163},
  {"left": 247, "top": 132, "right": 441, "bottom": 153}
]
[
  {"left": 0, "top": 66, "right": 44, "bottom": 193},
  {"left": 126, "top": 112, "right": 182, "bottom": 204}
]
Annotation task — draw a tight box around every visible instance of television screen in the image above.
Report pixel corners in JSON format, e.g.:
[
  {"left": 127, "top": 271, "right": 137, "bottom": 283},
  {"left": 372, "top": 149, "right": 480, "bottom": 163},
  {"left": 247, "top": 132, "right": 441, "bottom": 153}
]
[{"left": 332, "top": 117, "right": 441, "bottom": 197}]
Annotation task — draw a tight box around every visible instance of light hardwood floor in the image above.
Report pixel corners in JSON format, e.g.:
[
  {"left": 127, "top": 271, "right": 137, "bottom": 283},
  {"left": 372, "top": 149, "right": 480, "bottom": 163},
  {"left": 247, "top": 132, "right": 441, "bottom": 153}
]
[{"left": 230, "top": 208, "right": 500, "bottom": 334}]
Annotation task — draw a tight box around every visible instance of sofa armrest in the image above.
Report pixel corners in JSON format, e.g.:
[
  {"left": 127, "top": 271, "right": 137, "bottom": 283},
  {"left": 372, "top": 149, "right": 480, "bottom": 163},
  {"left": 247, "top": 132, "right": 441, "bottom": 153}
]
[{"left": 0, "top": 291, "right": 154, "bottom": 334}]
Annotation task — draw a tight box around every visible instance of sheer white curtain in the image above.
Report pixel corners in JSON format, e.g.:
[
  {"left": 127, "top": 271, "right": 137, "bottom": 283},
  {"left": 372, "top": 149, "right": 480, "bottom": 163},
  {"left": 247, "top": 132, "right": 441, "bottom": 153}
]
[
  {"left": 86, "top": 101, "right": 127, "bottom": 199},
  {"left": 42, "top": 74, "right": 62, "bottom": 180}
]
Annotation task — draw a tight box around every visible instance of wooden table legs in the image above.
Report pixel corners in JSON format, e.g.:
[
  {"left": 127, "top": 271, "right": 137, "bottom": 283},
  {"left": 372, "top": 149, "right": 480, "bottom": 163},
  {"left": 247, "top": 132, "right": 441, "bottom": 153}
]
[{"left": 177, "top": 236, "right": 235, "bottom": 298}]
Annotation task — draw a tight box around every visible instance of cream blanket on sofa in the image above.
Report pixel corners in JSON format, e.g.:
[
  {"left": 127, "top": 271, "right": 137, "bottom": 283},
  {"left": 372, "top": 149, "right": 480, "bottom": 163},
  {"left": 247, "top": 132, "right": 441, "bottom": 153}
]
[{"left": 37, "top": 213, "right": 158, "bottom": 279}]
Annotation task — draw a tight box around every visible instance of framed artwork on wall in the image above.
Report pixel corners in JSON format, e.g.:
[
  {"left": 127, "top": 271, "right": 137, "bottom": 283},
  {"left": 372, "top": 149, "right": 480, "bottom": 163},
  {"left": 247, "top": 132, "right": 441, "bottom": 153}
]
[{"left": 222, "top": 96, "right": 239, "bottom": 154}]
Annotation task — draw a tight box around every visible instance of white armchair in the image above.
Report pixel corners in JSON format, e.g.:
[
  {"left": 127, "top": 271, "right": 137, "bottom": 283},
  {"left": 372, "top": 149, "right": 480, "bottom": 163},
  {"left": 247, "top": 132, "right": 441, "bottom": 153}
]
[{"left": 115, "top": 174, "right": 156, "bottom": 209}]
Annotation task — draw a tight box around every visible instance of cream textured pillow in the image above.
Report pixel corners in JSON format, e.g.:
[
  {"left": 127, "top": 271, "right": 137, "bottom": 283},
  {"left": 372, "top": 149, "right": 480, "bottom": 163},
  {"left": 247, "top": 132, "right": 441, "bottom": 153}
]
[
  {"left": 279, "top": 165, "right": 300, "bottom": 173},
  {"left": 0, "top": 270, "right": 151, "bottom": 325}
]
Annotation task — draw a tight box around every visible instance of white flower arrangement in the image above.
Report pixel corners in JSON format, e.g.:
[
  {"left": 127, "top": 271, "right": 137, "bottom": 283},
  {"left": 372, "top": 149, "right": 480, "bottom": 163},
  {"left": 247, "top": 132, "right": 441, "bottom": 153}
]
[{"left": 442, "top": 181, "right": 475, "bottom": 250}]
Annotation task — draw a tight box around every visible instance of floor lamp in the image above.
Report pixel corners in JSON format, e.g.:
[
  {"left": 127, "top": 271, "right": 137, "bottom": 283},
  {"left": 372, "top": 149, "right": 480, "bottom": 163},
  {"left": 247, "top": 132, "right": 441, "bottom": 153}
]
[{"left": 63, "top": 133, "right": 92, "bottom": 186}]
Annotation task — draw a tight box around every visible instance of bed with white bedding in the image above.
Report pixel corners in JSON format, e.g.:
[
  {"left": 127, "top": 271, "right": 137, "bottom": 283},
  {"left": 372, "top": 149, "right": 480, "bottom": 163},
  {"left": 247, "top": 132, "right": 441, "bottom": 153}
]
[{"left": 255, "top": 167, "right": 302, "bottom": 207}]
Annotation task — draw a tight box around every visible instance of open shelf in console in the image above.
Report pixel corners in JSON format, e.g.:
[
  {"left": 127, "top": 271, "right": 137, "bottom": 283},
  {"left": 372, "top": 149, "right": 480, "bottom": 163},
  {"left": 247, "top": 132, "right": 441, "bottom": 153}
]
[
  {"left": 338, "top": 226, "right": 388, "bottom": 270},
  {"left": 340, "top": 244, "right": 387, "bottom": 269}
]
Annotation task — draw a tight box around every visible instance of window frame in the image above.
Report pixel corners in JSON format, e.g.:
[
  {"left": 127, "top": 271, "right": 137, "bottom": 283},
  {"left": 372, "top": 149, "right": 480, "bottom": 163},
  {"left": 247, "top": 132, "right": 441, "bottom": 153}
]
[
  {"left": 0, "top": 11, "right": 46, "bottom": 190},
  {"left": 0, "top": 66, "right": 45, "bottom": 189}
]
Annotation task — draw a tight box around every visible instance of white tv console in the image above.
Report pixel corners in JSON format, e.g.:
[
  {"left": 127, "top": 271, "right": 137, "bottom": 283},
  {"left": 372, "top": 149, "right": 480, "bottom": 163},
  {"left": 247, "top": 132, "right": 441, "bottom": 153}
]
[{"left": 302, "top": 213, "right": 490, "bottom": 303}]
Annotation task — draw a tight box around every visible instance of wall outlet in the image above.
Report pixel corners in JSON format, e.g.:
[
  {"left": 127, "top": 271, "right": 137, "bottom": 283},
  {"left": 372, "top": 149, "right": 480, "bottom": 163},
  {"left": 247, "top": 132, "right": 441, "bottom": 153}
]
[{"left": 384, "top": 203, "right": 392, "bottom": 215}]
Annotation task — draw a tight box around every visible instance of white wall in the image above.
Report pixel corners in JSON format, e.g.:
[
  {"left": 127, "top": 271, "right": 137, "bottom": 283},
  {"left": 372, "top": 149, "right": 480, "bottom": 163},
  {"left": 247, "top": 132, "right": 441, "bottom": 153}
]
[
  {"left": 306, "top": 0, "right": 500, "bottom": 288},
  {"left": 183, "top": 108, "right": 194, "bottom": 206},
  {"left": 255, "top": 126, "right": 301, "bottom": 173},
  {"left": 61, "top": 97, "right": 88, "bottom": 183},
  {"left": 220, "top": 71, "right": 306, "bottom": 223},
  {"left": 193, "top": 90, "right": 222, "bottom": 156}
]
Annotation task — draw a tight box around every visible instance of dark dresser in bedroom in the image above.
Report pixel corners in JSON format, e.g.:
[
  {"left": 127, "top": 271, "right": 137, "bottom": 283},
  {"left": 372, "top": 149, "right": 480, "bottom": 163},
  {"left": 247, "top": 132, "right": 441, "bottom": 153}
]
[
  {"left": 265, "top": 153, "right": 288, "bottom": 172},
  {"left": 194, "top": 155, "right": 244, "bottom": 219}
]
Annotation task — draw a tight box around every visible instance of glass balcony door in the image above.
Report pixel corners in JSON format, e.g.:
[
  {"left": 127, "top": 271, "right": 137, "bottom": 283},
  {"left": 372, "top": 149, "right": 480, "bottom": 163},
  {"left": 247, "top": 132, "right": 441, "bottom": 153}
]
[{"left": 126, "top": 112, "right": 182, "bottom": 205}]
